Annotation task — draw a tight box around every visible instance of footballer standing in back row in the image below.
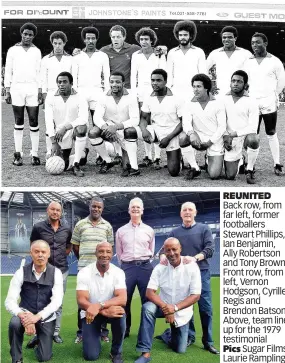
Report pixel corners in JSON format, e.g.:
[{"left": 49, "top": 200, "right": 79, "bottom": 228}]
[{"left": 5, "top": 22, "right": 42, "bottom": 166}]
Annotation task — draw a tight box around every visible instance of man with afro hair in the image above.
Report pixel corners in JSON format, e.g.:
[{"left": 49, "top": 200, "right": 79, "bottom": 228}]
[{"left": 167, "top": 20, "right": 207, "bottom": 101}]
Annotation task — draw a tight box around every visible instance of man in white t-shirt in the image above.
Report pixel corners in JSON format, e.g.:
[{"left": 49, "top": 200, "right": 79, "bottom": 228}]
[
  {"left": 138, "top": 68, "right": 183, "bottom": 177},
  {"left": 134, "top": 237, "right": 201, "bottom": 363},
  {"left": 244, "top": 32, "right": 285, "bottom": 176},
  {"left": 223, "top": 70, "right": 260, "bottom": 184},
  {"left": 76, "top": 242, "right": 126, "bottom": 363}
]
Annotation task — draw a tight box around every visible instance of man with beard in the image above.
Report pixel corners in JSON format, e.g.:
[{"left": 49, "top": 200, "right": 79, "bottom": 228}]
[
  {"left": 223, "top": 70, "right": 260, "bottom": 184},
  {"left": 116, "top": 197, "right": 155, "bottom": 338},
  {"left": 27, "top": 201, "right": 72, "bottom": 346},
  {"left": 72, "top": 197, "right": 114, "bottom": 344},
  {"left": 131, "top": 27, "right": 167, "bottom": 171},
  {"left": 244, "top": 32, "right": 285, "bottom": 176},
  {"left": 5, "top": 22, "right": 42, "bottom": 166},
  {"left": 134, "top": 238, "right": 201, "bottom": 363},
  {"left": 40, "top": 31, "right": 73, "bottom": 159},
  {"left": 206, "top": 26, "right": 252, "bottom": 97},
  {"left": 167, "top": 20, "right": 207, "bottom": 101},
  {"left": 72, "top": 27, "right": 110, "bottom": 123},
  {"left": 138, "top": 68, "right": 183, "bottom": 177},
  {"left": 44, "top": 71, "right": 88, "bottom": 177},
  {"left": 180, "top": 73, "right": 226, "bottom": 180},
  {"left": 90, "top": 72, "right": 140, "bottom": 176},
  {"left": 77, "top": 242, "right": 126, "bottom": 363}
]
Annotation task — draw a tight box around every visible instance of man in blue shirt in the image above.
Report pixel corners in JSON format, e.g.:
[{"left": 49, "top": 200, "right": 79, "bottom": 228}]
[{"left": 160, "top": 201, "right": 219, "bottom": 355}]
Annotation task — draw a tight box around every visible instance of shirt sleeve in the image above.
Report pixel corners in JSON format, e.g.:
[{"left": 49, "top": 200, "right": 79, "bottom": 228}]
[
  {"left": 4, "top": 47, "right": 13, "bottom": 88},
  {"left": 30, "top": 225, "right": 40, "bottom": 243},
  {"left": 102, "top": 53, "right": 110, "bottom": 91},
  {"left": 114, "top": 269, "right": 127, "bottom": 290},
  {"left": 201, "top": 225, "right": 215, "bottom": 259},
  {"left": 158, "top": 54, "right": 167, "bottom": 71},
  {"left": 275, "top": 58, "right": 285, "bottom": 95},
  {"left": 236, "top": 98, "right": 259, "bottom": 136},
  {"left": 122, "top": 95, "right": 140, "bottom": 128},
  {"left": 71, "top": 56, "right": 79, "bottom": 90},
  {"left": 71, "top": 222, "right": 81, "bottom": 246},
  {"left": 147, "top": 266, "right": 160, "bottom": 290},
  {"left": 38, "top": 268, "right": 63, "bottom": 320},
  {"left": 36, "top": 49, "right": 42, "bottom": 89},
  {"left": 149, "top": 229, "right": 155, "bottom": 256},
  {"left": 166, "top": 50, "right": 174, "bottom": 89},
  {"left": 115, "top": 228, "right": 123, "bottom": 264},
  {"left": 93, "top": 95, "right": 107, "bottom": 129},
  {"left": 107, "top": 224, "right": 114, "bottom": 246},
  {"left": 66, "top": 228, "right": 72, "bottom": 248},
  {"left": 209, "top": 101, "right": 227, "bottom": 144},
  {"left": 130, "top": 52, "right": 138, "bottom": 90},
  {"left": 197, "top": 49, "right": 207, "bottom": 74},
  {"left": 188, "top": 263, "right": 202, "bottom": 295},
  {"left": 44, "top": 94, "right": 56, "bottom": 138},
  {"left": 141, "top": 96, "right": 151, "bottom": 114},
  {"left": 5, "top": 268, "right": 24, "bottom": 316},
  {"left": 206, "top": 50, "right": 215, "bottom": 73},
  {"left": 68, "top": 94, "right": 89, "bottom": 129},
  {"left": 40, "top": 56, "right": 48, "bottom": 93},
  {"left": 76, "top": 268, "right": 89, "bottom": 290}
]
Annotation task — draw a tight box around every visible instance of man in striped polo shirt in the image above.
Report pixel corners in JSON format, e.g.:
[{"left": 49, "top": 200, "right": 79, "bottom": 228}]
[{"left": 71, "top": 196, "right": 114, "bottom": 344}]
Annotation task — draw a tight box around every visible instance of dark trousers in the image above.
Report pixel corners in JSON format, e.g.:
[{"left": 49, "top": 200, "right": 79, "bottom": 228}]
[
  {"left": 188, "top": 269, "right": 213, "bottom": 346},
  {"left": 9, "top": 316, "right": 55, "bottom": 363},
  {"left": 82, "top": 314, "right": 126, "bottom": 361},
  {"left": 121, "top": 261, "right": 153, "bottom": 333},
  {"left": 77, "top": 308, "right": 109, "bottom": 338}
]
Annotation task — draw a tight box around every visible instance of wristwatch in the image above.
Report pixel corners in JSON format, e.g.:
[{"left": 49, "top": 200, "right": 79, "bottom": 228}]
[
  {"left": 174, "top": 304, "right": 179, "bottom": 312},
  {"left": 99, "top": 302, "right": 105, "bottom": 311}
]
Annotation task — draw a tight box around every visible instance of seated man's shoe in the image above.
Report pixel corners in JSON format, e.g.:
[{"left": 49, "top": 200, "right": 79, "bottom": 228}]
[
  {"left": 274, "top": 163, "right": 284, "bottom": 176},
  {"left": 15, "top": 360, "right": 23, "bottom": 363},
  {"left": 134, "top": 355, "right": 151, "bottom": 363},
  {"left": 99, "top": 160, "right": 116, "bottom": 174},
  {"left": 204, "top": 345, "right": 220, "bottom": 354},
  {"left": 26, "top": 336, "right": 39, "bottom": 349},
  {"left": 31, "top": 156, "right": 41, "bottom": 166},
  {"left": 110, "top": 353, "right": 124, "bottom": 363},
  {"left": 185, "top": 168, "right": 201, "bottom": 180},
  {"left": 53, "top": 335, "right": 63, "bottom": 343},
  {"left": 101, "top": 335, "right": 110, "bottom": 343},
  {"left": 74, "top": 335, "right": 83, "bottom": 344},
  {"left": 72, "top": 162, "right": 84, "bottom": 177},
  {"left": 187, "top": 338, "right": 195, "bottom": 347},
  {"left": 13, "top": 152, "right": 23, "bottom": 166},
  {"left": 138, "top": 157, "right": 153, "bottom": 168}
]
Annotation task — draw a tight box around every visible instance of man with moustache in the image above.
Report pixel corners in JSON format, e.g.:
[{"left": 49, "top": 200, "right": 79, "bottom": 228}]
[
  {"left": 4, "top": 22, "right": 42, "bottom": 166},
  {"left": 72, "top": 197, "right": 114, "bottom": 343},
  {"left": 76, "top": 242, "right": 126, "bottom": 363},
  {"left": 138, "top": 68, "right": 183, "bottom": 177},
  {"left": 207, "top": 26, "right": 252, "bottom": 97},
  {"left": 116, "top": 197, "right": 155, "bottom": 338},
  {"left": 28, "top": 201, "right": 72, "bottom": 346},
  {"left": 167, "top": 20, "right": 207, "bottom": 101},
  {"left": 160, "top": 202, "right": 219, "bottom": 354},
  {"left": 5, "top": 240, "right": 63, "bottom": 363},
  {"left": 135, "top": 238, "right": 201, "bottom": 363},
  {"left": 223, "top": 70, "right": 260, "bottom": 184},
  {"left": 90, "top": 72, "right": 140, "bottom": 176},
  {"left": 244, "top": 32, "right": 285, "bottom": 176}
]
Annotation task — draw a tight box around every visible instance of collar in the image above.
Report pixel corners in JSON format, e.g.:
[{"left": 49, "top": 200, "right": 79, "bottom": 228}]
[
  {"left": 137, "top": 48, "right": 155, "bottom": 54},
  {"left": 150, "top": 87, "right": 173, "bottom": 97},
  {"left": 48, "top": 50, "right": 70, "bottom": 58},
  {"left": 109, "top": 42, "right": 131, "bottom": 51},
  {"left": 191, "top": 94, "right": 216, "bottom": 102},
  {"left": 15, "top": 42, "right": 35, "bottom": 47},
  {"left": 174, "top": 44, "right": 195, "bottom": 51},
  {"left": 182, "top": 221, "right": 196, "bottom": 228},
  {"left": 46, "top": 218, "right": 62, "bottom": 226},
  {"left": 249, "top": 52, "right": 272, "bottom": 59},
  {"left": 225, "top": 90, "right": 249, "bottom": 97},
  {"left": 168, "top": 258, "right": 183, "bottom": 270},
  {"left": 82, "top": 48, "right": 99, "bottom": 53},
  {"left": 94, "top": 262, "right": 111, "bottom": 276},
  {"left": 87, "top": 216, "right": 105, "bottom": 225},
  {"left": 128, "top": 220, "right": 143, "bottom": 227},
  {"left": 219, "top": 46, "right": 240, "bottom": 52},
  {"left": 54, "top": 88, "right": 77, "bottom": 96},
  {"left": 32, "top": 264, "right": 47, "bottom": 274},
  {"left": 106, "top": 88, "right": 129, "bottom": 96}
]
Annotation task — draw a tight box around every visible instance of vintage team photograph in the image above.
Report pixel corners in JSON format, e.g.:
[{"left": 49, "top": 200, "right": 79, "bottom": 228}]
[
  {"left": 1, "top": 17, "right": 285, "bottom": 187},
  {"left": 1, "top": 190, "right": 220, "bottom": 363}
]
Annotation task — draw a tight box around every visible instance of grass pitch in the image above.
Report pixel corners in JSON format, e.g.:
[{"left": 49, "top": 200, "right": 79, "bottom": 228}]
[
  {"left": 1, "top": 275, "right": 220, "bottom": 363},
  {"left": 1, "top": 101, "right": 285, "bottom": 187}
]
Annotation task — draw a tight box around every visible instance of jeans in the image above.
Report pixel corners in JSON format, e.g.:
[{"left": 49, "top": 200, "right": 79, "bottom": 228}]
[
  {"left": 54, "top": 269, "right": 68, "bottom": 336},
  {"left": 82, "top": 314, "right": 126, "bottom": 361},
  {"left": 188, "top": 269, "right": 213, "bottom": 346},
  {"left": 136, "top": 302, "right": 188, "bottom": 354}
]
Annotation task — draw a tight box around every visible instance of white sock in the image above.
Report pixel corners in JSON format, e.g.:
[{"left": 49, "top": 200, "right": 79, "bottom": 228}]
[
  {"left": 247, "top": 147, "right": 259, "bottom": 171},
  {"left": 181, "top": 146, "right": 199, "bottom": 170},
  {"left": 154, "top": 143, "right": 161, "bottom": 160},
  {"left": 14, "top": 126, "right": 24, "bottom": 153},
  {"left": 30, "top": 126, "right": 39, "bottom": 157},
  {"left": 267, "top": 134, "right": 280, "bottom": 165},
  {"left": 90, "top": 138, "right": 112, "bottom": 163},
  {"left": 46, "top": 134, "right": 52, "bottom": 155},
  {"left": 144, "top": 142, "right": 152, "bottom": 159},
  {"left": 125, "top": 140, "right": 138, "bottom": 169},
  {"left": 113, "top": 142, "right": 122, "bottom": 156},
  {"left": 74, "top": 136, "right": 87, "bottom": 164}
]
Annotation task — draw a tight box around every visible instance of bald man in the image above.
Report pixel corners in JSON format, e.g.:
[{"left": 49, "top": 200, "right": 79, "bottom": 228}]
[
  {"left": 161, "top": 202, "right": 218, "bottom": 354},
  {"left": 5, "top": 240, "right": 63, "bottom": 363},
  {"left": 29, "top": 201, "right": 72, "bottom": 345},
  {"left": 135, "top": 238, "right": 201, "bottom": 363},
  {"left": 76, "top": 242, "right": 127, "bottom": 363}
]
